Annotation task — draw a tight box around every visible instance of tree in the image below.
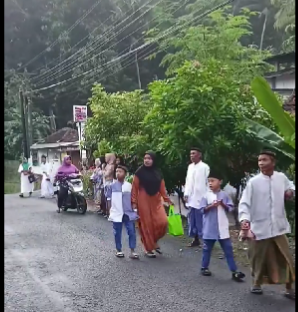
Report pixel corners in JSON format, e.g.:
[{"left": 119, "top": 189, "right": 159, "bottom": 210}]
[
  {"left": 148, "top": 7, "right": 272, "bottom": 80},
  {"left": 84, "top": 84, "right": 151, "bottom": 161},
  {"left": 271, "top": 0, "right": 295, "bottom": 51}
]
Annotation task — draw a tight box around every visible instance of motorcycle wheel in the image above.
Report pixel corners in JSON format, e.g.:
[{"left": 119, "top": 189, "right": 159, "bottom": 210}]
[{"left": 76, "top": 196, "right": 87, "bottom": 215}]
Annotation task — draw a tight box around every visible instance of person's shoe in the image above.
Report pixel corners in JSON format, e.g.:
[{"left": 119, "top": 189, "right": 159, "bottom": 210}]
[
  {"left": 201, "top": 268, "right": 212, "bottom": 276},
  {"left": 187, "top": 239, "right": 200, "bottom": 247},
  {"left": 232, "top": 271, "right": 245, "bottom": 282},
  {"left": 250, "top": 285, "right": 263, "bottom": 294},
  {"left": 19, "top": 194, "right": 24, "bottom": 198}
]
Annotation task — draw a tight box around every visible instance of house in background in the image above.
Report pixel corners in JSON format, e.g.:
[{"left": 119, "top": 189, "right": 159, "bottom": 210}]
[
  {"left": 30, "top": 127, "right": 81, "bottom": 175},
  {"left": 264, "top": 51, "right": 295, "bottom": 114}
]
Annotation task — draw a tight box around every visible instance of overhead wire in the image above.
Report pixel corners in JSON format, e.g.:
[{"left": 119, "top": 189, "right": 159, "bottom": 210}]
[
  {"left": 32, "top": 12, "right": 115, "bottom": 76},
  {"left": 31, "top": 1, "right": 137, "bottom": 82},
  {"left": 16, "top": 0, "right": 104, "bottom": 72},
  {"left": 34, "top": 0, "right": 157, "bottom": 86},
  {"left": 52, "top": 1, "right": 186, "bottom": 95},
  {"left": 29, "top": 0, "right": 234, "bottom": 96}
]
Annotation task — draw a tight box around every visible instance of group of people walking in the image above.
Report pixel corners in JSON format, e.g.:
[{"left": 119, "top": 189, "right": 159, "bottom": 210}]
[
  {"left": 18, "top": 147, "right": 295, "bottom": 299},
  {"left": 18, "top": 155, "right": 54, "bottom": 198},
  {"left": 183, "top": 147, "right": 295, "bottom": 298}
]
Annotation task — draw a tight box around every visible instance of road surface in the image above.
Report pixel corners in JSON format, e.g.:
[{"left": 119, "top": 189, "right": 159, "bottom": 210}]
[{"left": 5, "top": 194, "right": 295, "bottom": 312}]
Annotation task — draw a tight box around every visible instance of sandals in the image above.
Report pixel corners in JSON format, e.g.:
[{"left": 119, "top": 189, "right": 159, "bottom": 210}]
[
  {"left": 115, "top": 251, "right": 125, "bottom": 258},
  {"left": 201, "top": 268, "right": 212, "bottom": 276},
  {"left": 145, "top": 251, "right": 156, "bottom": 258},
  {"left": 250, "top": 285, "right": 263, "bottom": 295},
  {"left": 129, "top": 252, "right": 140, "bottom": 260},
  {"left": 232, "top": 271, "right": 245, "bottom": 282},
  {"left": 155, "top": 248, "right": 162, "bottom": 255},
  {"left": 188, "top": 240, "right": 200, "bottom": 248},
  {"left": 284, "top": 290, "right": 295, "bottom": 300}
]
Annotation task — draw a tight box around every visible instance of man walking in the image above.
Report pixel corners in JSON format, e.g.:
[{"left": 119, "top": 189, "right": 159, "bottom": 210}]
[
  {"left": 184, "top": 148, "right": 210, "bottom": 247},
  {"left": 239, "top": 150, "right": 295, "bottom": 299},
  {"left": 40, "top": 155, "right": 54, "bottom": 198}
]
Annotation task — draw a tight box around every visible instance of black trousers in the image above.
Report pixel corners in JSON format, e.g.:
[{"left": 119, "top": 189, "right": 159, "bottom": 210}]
[{"left": 57, "top": 185, "right": 68, "bottom": 208}]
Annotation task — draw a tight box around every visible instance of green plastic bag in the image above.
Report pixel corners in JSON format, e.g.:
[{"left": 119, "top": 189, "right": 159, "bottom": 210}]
[{"left": 168, "top": 205, "right": 184, "bottom": 236}]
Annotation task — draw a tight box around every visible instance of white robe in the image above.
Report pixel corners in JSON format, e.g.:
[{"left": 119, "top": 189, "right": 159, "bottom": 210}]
[
  {"left": 18, "top": 164, "right": 34, "bottom": 194},
  {"left": 40, "top": 162, "right": 54, "bottom": 197},
  {"left": 184, "top": 161, "right": 210, "bottom": 209},
  {"left": 238, "top": 171, "right": 295, "bottom": 240}
]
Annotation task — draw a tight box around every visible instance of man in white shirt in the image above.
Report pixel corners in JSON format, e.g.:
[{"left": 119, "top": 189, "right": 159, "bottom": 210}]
[
  {"left": 40, "top": 155, "right": 54, "bottom": 198},
  {"left": 238, "top": 150, "right": 295, "bottom": 299},
  {"left": 184, "top": 148, "right": 210, "bottom": 247}
]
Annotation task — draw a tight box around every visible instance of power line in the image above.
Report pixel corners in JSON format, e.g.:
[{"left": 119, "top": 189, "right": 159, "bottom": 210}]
[
  {"left": 31, "top": 1, "right": 134, "bottom": 81},
  {"left": 29, "top": 0, "right": 234, "bottom": 95},
  {"left": 34, "top": 0, "right": 157, "bottom": 87},
  {"left": 17, "top": 0, "right": 104, "bottom": 71},
  {"left": 53, "top": 1, "right": 187, "bottom": 95}
]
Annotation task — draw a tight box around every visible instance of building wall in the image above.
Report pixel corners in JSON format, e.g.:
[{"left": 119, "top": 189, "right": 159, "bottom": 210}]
[
  {"left": 30, "top": 149, "right": 80, "bottom": 177},
  {"left": 266, "top": 74, "right": 295, "bottom": 90}
]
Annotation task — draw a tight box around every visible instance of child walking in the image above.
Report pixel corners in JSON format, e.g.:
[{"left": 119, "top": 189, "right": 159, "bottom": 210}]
[
  {"left": 199, "top": 170, "right": 245, "bottom": 282},
  {"left": 106, "top": 165, "right": 139, "bottom": 259}
]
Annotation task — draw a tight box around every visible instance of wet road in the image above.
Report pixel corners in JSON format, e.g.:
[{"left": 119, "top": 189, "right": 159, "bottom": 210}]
[{"left": 5, "top": 194, "right": 295, "bottom": 312}]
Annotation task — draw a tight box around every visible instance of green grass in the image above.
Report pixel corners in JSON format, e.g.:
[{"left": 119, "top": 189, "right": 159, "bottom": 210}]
[
  {"left": 5, "top": 182, "right": 20, "bottom": 194},
  {"left": 4, "top": 160, "right": 41, "bottom": 194}
]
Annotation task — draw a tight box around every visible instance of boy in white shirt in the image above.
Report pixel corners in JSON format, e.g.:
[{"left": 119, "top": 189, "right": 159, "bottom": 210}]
[{"left": 106, "top": 165, "right": 139, "bottom": 259}]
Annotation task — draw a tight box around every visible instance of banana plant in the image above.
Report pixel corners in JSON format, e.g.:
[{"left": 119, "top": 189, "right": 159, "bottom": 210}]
[{"left": 245, "top": 76, "right": 295, "bottom": 159}]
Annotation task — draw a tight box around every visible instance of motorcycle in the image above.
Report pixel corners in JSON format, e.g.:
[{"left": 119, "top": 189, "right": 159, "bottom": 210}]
[{"left": 54, "top": 173, "right": 87, "bottom": 214}]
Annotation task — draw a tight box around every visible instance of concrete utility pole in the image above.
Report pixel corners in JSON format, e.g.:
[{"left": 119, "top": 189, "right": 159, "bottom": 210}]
[
  {"left": 23, "top": 94, "right": 30, "bottom": 158},
  {"left": 135, "top": 51, "right": 142, "bottom": 89},
  {"left": 19, "top": 89, "right": 29, "bottom": 159},
  {"left": 26, "top": 94, "right": 33, "bottom": 150}
]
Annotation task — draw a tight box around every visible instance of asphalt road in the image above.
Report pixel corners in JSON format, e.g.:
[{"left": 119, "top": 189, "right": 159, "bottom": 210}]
[{"left": 5, "top": 194, "right": 295, "bottom": 312}]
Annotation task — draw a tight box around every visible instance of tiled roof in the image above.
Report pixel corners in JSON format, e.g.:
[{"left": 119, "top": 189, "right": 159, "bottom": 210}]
[{"left": 43, "top": 127, "right": 79, "bottom": 143}]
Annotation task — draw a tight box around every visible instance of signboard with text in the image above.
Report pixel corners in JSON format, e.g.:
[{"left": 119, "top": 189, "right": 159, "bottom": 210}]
[{"left": 73, "top": 105, "right": 87, "bottom": 123}]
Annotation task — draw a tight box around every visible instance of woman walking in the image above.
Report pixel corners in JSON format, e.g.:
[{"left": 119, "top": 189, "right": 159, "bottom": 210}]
[
  {"left": 91, "top": 158, "right": 103, "bottom": 209},
  {"left": 132, "top": 151, "right": 172, "bottom": 258},
  {"left": 18, "top": 157, "right": 34, "bottom": 197}
]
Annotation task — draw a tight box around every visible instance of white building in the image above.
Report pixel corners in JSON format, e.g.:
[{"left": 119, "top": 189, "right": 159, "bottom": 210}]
[
  {"left": 30, "top": 127, "right": 81, "bottom": 176},
  {"left": 264, "top": 52, "right": 295, "bottom": 97}
]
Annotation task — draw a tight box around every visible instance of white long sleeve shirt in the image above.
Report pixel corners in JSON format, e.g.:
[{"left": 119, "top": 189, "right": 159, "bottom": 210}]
[
  {"left": 238, "top": 171, "right": 295, "bottom": 240},
  {"left": 184, "top": 161, "right": 210, "bottom": 209}
]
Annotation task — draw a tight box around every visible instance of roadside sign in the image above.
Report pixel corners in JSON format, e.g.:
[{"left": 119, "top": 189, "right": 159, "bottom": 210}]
[{"left": 73, "top": 105, "right": 87, "bottom": 123}]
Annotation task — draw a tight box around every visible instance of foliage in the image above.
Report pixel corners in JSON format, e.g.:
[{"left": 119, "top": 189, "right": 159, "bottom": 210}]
[
  {"left": 143, "top": 60, "right": 275, "bottom": 188},
  {"left": 85, "top": 84, "right": 150, "bottom": 158},
  {"left": 86, "top": 59, "right": 278, "bottom": 191},
  {"left": 246, "top": 77, "right": 295, "bottom": 159},
  {"left": 5, "top": 74, "right": 51, "bottom": 159},
  {"left": 153, "top": 7, "right": 272, "bottom": 79},
  {"left": 271, "top": 0, "right": 295, "bottom": 51}
]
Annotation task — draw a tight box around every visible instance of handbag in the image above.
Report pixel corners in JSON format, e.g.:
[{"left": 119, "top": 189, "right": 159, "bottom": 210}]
[
  {"left": 167, "top": 205, "right": 184, "bottom": 236},
  {"left": 28, "top": 174, "right": 36, "bottom": 183}
]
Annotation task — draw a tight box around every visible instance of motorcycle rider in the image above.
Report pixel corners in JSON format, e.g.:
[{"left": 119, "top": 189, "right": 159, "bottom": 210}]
[{"left": 54, "top": 156, "right": 80, "bottom": 213}]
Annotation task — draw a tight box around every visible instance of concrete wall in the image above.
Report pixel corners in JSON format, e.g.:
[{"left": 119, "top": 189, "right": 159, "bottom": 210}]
[{"left": 266, "top": 73, "right": 295, "bottom": 91}]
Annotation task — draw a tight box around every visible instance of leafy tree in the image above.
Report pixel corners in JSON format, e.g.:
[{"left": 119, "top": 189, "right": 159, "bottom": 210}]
[
  {"left": 149, "top": 8, "right": 272, "bottom": 80},
  {"left": 271, "top": 0, "right": 295, "bottom": 51}
]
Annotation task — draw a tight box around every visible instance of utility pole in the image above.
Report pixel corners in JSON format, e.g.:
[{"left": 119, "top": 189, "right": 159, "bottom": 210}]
[
  {"left": 27, "top": 94, "right": 33, "bottom": 150},
  {"left": 135, "top": 51, "right": 142, "bottom": 89},
  {"left": 19, "top": 89, "right": 29, "bottom": 159},
  {"left": 23, "top": 94, "right": 31, "bottom": 158}
]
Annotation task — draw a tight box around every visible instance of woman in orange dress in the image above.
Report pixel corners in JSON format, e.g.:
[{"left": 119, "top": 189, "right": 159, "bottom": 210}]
[{"left": 132, "top": 151, "right": 172, "bottom": 258}]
